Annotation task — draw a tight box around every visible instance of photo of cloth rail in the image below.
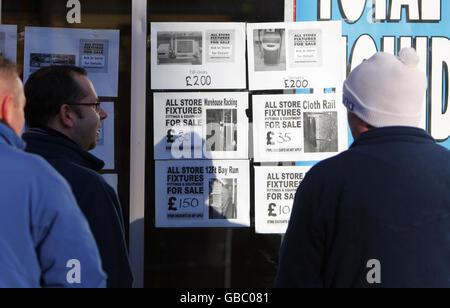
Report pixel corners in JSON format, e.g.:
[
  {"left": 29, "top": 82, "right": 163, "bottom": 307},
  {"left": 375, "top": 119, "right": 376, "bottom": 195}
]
[{"left": 303, "top": 112, "right": 338, "bottom": 153}]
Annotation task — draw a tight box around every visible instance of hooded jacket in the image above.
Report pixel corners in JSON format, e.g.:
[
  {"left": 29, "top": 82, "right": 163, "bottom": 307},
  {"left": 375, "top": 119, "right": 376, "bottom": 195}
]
[
  {"left": 275, "top": 127, "right": 450, "bottom": 288},
  {"left": 23, "top": 127, "right": 133, "bottom": 288},
  {"left": 0, "top": 122, "right": 106, "bottom": 288}
]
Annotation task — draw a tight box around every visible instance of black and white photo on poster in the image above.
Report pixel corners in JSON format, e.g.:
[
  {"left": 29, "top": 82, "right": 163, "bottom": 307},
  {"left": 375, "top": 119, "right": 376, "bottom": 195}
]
[
  {"left": 157, "top": 31, "right": 202, "bottom": 66},
  {"left": 29, "top": 53, "right": 76, "bottom": 73},
  {"left": 151, "top": 22, "right": 246, "bottom": 90},
  {"left": 253, "top": 28, "right": 286, "bottom": 72},
  {"left": 206, "top": 109, "right": 238, "bottom": 152},
  {"left": 155, "top": 160, "right": 250, "bottom": 228},
  {"left": 252, "top": 93, "right": 347, "bottom": 162},
  {"left": 247, "top": 21, "right": 342, "bottom": 91},
  {"left": 23, "top": 27, "right": 120, "bottom": 97},
  {"left": 208, "top": 178, "right": 237, "bottom": 220},
  {"left": 303, "top": 112, "right": 338, "bottom": 153},
  {"left": 254, "top": 166, "right": 311, "bottom": 234},
  {"left": 154, "top": 92, "right": 248, "bottom": 160}
]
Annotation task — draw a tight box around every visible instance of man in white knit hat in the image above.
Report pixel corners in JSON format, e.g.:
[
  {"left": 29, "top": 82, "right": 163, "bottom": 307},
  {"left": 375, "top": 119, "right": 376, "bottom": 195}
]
[{"left": 275, "top": 48, "right": 450, "bottom": 288}]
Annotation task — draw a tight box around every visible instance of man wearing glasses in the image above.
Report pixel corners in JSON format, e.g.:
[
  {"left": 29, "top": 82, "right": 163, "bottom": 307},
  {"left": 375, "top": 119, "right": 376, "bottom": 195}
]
[{"left": 23, "top": 66, "right": 133, "bottom": 288}]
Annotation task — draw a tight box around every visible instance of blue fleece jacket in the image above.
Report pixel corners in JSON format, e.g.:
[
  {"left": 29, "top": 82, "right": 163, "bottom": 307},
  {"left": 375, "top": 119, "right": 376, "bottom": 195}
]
[
  {"left": 276, "top": 127, "right": 450, "bottom": 288},
  {"left": 0, "top": 122, "right": 106, "bottom": 288}
]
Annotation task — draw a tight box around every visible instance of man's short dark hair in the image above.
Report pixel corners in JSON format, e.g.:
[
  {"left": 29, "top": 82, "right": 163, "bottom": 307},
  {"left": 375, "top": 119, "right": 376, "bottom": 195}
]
[{"left": 24, "top": 66, "right": 88, "bottom": 128}]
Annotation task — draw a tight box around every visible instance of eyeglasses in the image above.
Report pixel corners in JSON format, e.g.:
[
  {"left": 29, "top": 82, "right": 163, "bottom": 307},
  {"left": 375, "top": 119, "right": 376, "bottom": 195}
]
[{"left": 67, "top": 102, "right": 102, "bottom": 113}]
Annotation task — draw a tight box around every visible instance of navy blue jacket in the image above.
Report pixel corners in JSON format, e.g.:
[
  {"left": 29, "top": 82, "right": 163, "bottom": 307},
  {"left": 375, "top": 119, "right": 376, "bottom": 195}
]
[
  {"left": 275, "top": 127, "right": 450, "bottom": 288},
  {"left": 23, "top": 128, "right": 133, "bottom": 288},
  {"left": 0, "top": 122, "right": 106, "bottom": 288}
]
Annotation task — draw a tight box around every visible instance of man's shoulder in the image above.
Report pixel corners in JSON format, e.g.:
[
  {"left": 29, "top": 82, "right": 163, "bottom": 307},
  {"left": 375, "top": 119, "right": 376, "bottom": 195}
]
[
  {"left": 0, "top": 147, "right": 76, "bottom": 217},
  {"left": 51, "top": 158, "right": 115, "bottom": 197},
  {"left": 307, "top": 150, "right": 351, "bottom": 177},
  {"left": 59, "top": 160, "right": 111, "bottom": 190},
  {"left": 4, "top": 145, "right": 67, "bottom": 182}
]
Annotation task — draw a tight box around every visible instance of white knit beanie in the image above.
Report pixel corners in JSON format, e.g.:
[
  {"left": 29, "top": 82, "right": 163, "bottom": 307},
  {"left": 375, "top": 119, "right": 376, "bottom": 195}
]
[{"left": 343, "top": 48, "right": 428, "bottom": 128}]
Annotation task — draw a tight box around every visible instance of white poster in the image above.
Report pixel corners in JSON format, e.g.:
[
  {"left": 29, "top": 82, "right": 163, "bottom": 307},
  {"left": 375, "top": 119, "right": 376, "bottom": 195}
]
[
  {"left": 24, "top": 27, "right": 120, "bottom": 97},
  {"left": 90, "top": 102, "right": 115, "bottom": 170},
  {"left": 254, "top": 166, "right": 311, "bottom": 234},
  {"left": 247, "top": 21, "right": 342, "bottom": 91},
  {"left": 155, "top": 160, "right": 250, "bottom": 228},
  {"left": 151, "top": 22, "right": 246, "bottom": 90},
  {"left": 0, "top": 25, "right": 17, "bottom": 62},
  {"left": 154, "top": 92, "right": 248, "bottom": 160},
  {"left": 253, "top": 93, "right": 348, "bottom": 162}
]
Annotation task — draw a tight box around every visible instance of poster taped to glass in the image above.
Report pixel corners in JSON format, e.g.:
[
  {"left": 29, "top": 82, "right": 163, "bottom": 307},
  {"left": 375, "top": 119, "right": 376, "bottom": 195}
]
[
  {"left": 154, "top": 92, "right": 248, "bottom": 160},
  {"left": 155, "top": 160, "right": 250, "bottom": 228},
  {"left": 254, "top": 166, "right": 311, "bottom": 234},
  {"left": 23, "top": 27, "right": 120, "bottom": 97},
  {"left": 0, "top": 25, "right": 18, "bottom": 63},
  {"left": 247, "top": 21, "right": 343, "bottom": 91},
  {"left": 253, "top": 93, "right": 348, "bottom": 162},
  {"left": 151, "top": 22, "right": 246, "bottom": 90}
]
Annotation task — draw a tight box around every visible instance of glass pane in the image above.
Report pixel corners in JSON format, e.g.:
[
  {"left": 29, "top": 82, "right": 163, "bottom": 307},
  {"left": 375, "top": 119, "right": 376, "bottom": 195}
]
[{"left": 146, "top": 0, "right": 285, "bottom": 288}]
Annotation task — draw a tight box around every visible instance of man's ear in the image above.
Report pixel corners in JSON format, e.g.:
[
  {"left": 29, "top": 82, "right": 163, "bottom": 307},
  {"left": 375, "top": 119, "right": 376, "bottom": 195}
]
[
  {"left": 0, "top": 95, "right": 6, "bottom": 119},
  {"left": 2, "top": 94, "right": 16, "bottom": 127},
  {"left": 58, "top": 104, "right": 77, "bottom": 128},
  {"left": 347, "top": 111, "right": 374, "bottom": 139}
]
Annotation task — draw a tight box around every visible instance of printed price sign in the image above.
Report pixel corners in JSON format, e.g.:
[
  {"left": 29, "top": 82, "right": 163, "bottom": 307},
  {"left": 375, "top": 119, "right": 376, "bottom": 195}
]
[
  {"left": 155, "top": 160, "right": 250, "bottom": 228},
  {"left": 24, "top": 27, "right": 119, "bottom": 97},
  {"left": 151, "top": 23, "right": 246, "bottom": 90},
  {"left": 154, "top": 92, "right": 249, "bottom": 160},
  {"left": 253, "top": 93, "right": 348, "bottom": 162},
  {"left": 80, "top": 39, "right": 108, "bottom": 68},
  {"left": 254, "top": 166, "right": 311, "bottom": 234},
  {"left": 247, "top": 21, "right": 342, "bottom": 91}
]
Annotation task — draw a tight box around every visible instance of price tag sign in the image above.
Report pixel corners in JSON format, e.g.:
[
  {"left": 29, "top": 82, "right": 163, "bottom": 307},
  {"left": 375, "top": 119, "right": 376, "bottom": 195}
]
[
  {"left": 254, "top": 166, "right": 311, "bottom": 234},
  {"left": 185, "top": 73, "right": 212, "bottom": 87},
  {"left": 247, "top": 21, "right": 343, "bottom": 91},
  {"left": 253, "top": 93, "right": 348, "bottom": 162},
  {"left": 155, "top": 160, "right": 250, "bottom": 228},
  {"left": 154, "top": 92, "right": 249, "bottom": 160},
  {"left": 151, "top": 22, "right": 246, "bottom": 90}
]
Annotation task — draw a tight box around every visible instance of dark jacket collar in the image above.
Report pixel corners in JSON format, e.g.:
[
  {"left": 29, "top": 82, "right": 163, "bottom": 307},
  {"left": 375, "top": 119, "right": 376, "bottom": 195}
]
[
  {"left": 351, "top": 126, "right": 436, "bottom": 149},
  {"left": 22, "top": 127, "right": 105, "bottom": 171},
  {"left": 0, "top": 121, "right": 26, "bottom": 150}
]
